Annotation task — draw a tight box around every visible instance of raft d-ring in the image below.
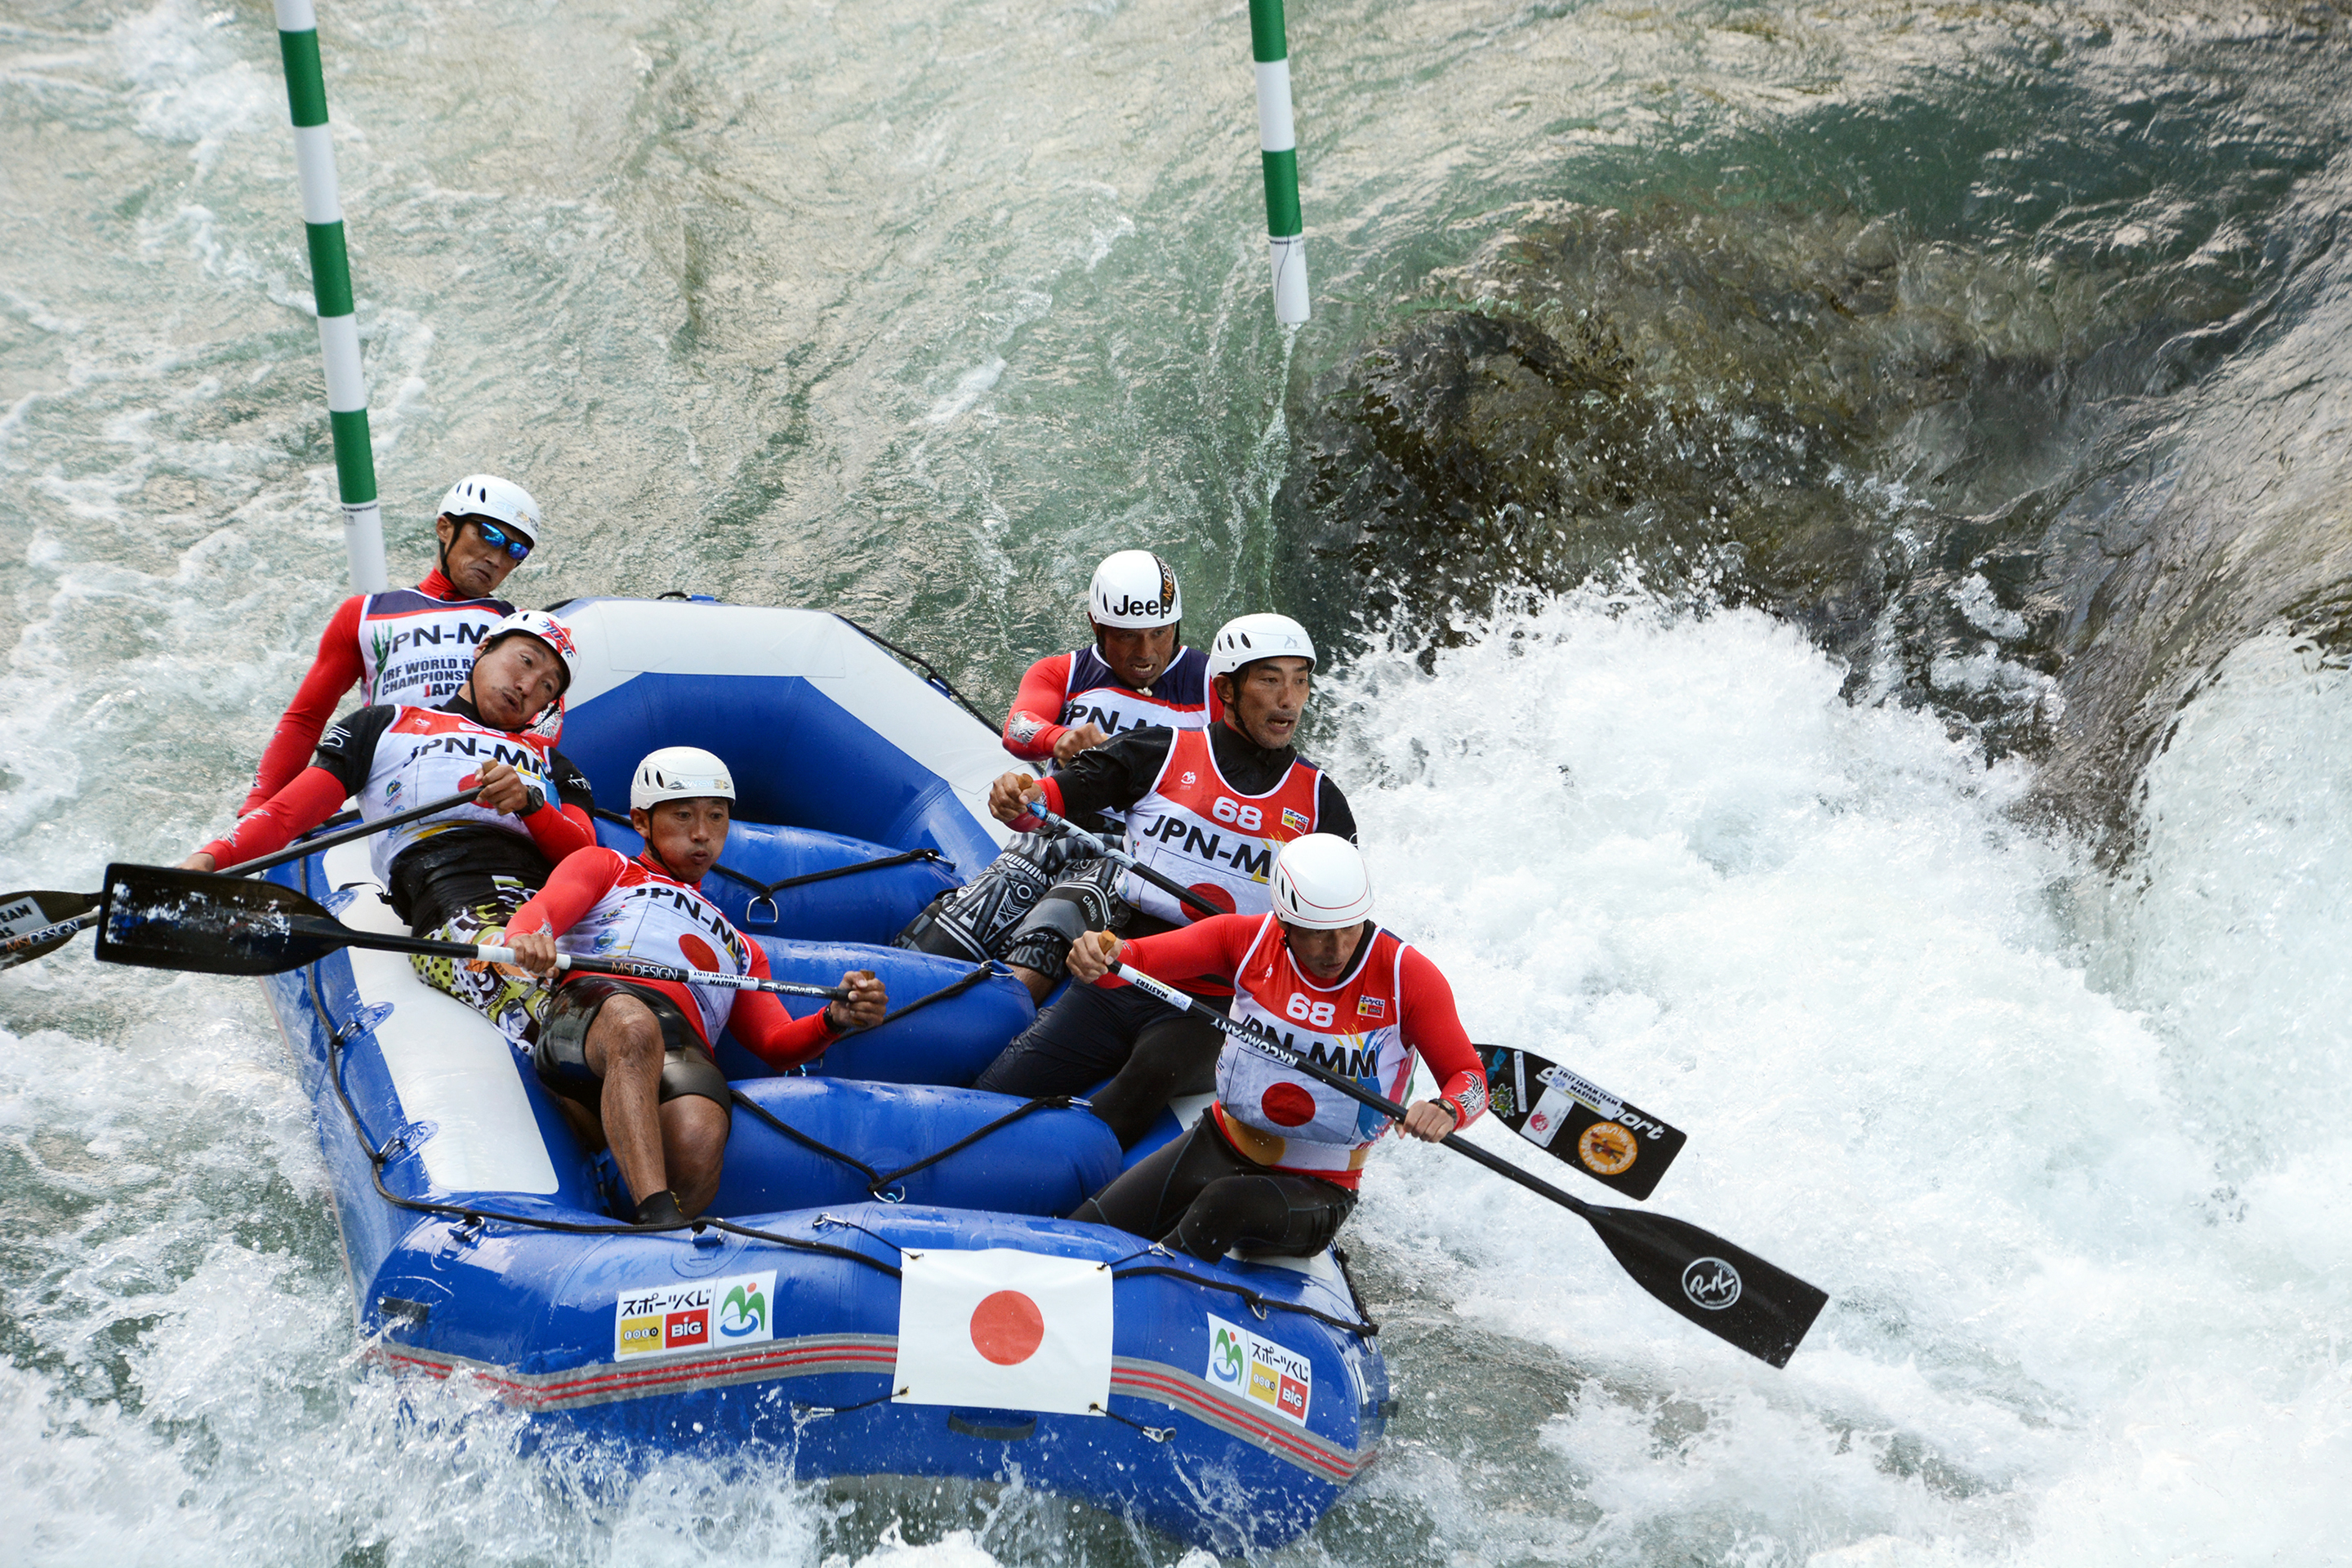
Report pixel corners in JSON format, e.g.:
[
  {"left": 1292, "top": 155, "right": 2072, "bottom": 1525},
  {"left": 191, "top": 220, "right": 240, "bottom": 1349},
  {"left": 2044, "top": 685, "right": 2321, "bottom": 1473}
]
[
  {"left": 1249, "top": 1298, "right": 1269, "bottom": 1321},
  {"left": 746, "top": 893, "right": 781, "bottom": 925},
  {"left": 874, "top": 1183, "right": 907, "bottom": 1204}
]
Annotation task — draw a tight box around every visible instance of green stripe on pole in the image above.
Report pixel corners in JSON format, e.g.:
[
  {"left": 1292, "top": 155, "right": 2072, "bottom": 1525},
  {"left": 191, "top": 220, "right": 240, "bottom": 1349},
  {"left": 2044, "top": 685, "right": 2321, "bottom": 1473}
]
[
  {"left": 278, "top": 29, "right": 328, "bottom": 127},
  {"left": 327, "top": 408, "right": 376, "bottom": 498},
  {"left": 305, "top": 222, "right": 353, "bottom": 318},
  {"left": 1261, "top": 149, "right": 1302, "bottom": 237},
  {"left": 1248, "top": 0, "right": 1287, "bottom": 64}
]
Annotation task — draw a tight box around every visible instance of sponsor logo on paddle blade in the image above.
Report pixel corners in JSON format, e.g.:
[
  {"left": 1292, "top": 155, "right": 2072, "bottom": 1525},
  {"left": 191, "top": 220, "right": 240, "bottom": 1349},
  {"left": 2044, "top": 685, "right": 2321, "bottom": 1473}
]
[{"left": 1681, "top": 1257, "right": 1743, "bottom": 1311}]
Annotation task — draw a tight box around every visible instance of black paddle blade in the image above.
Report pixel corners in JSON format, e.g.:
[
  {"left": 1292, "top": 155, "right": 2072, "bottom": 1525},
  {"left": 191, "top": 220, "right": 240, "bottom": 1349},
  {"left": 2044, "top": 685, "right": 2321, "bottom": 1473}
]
[
  {"left": 96, "top": 863, "right": 345, "bottom": 977},
  {"left": 1478, "top": 1045, "right": 1687, "bottom": 1201},
  {"left": 0, "top": 890, "right": 100, "bottom": 972},
  {"left": 1579, "top": 1202, "right": 1828, "bottom": 1368}
]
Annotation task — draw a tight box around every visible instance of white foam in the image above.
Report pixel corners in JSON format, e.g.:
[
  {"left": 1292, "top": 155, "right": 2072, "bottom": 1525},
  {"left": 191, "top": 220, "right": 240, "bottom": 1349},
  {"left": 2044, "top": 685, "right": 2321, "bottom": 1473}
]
[{"left": 1318, "top": 588, "right": 2352, "bottom": 1563}]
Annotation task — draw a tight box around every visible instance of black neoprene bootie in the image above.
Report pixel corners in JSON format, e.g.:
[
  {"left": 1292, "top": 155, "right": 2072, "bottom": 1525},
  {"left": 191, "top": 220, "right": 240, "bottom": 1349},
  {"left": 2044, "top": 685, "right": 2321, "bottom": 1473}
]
[{"left": 635, "top": 1189, "right": 688, "bottom": 1227}]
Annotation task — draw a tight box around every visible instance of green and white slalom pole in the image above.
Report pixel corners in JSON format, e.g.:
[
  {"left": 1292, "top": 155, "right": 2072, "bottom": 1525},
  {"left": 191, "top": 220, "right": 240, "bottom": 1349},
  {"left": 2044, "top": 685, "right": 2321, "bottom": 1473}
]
[
  {"left": 273, "top": 0, "right": 387, "bottom": 592},
  {"left": 1250, "top": 0, "right": 1309, "bottom": 325}
]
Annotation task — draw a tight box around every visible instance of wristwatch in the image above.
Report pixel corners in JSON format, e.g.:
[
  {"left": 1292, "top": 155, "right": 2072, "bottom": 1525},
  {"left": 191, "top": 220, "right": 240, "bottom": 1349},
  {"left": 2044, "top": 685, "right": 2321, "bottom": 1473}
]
[
  {"left": 519, "top": 786, "right": 546, "bottom": 816},
  {"left": 1436, "top": 1096, "right": 1464, "bottom": 1129}
]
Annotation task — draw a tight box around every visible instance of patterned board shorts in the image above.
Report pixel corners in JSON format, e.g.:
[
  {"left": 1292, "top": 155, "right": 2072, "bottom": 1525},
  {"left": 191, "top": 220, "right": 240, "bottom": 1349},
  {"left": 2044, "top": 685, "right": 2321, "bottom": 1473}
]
[
  {"left": 893, "top": 831, "right": 1125, "bottom": 980},
  {"left": 409, "top": 879, "right": 548, "bottom": 1043}
]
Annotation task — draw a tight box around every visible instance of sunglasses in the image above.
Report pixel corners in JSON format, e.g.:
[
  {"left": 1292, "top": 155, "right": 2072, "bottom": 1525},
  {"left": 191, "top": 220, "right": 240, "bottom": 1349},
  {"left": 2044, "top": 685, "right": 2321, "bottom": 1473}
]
[{"left": 466, "top": 518, "right": 532, "bottom": 561}]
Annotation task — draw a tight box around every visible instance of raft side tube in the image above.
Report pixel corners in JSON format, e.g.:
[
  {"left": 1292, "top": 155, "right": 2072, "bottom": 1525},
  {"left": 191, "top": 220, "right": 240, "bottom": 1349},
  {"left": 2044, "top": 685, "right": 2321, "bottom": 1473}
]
[
  {"left": 362, "top": 1203, "right": 1376, "bottom": 1553},
  {"left": 721, "top": 938, "right": 1033, "bottom": 1089},
  {"left": 591, "top": 815, "right": 960, "bottom": 947},
  {"left": 550, "top": 601, "right": 1013, "bottom": 878},
  {"left": 710, "top": 1079, "right": 1120, "bottom": 1218}
]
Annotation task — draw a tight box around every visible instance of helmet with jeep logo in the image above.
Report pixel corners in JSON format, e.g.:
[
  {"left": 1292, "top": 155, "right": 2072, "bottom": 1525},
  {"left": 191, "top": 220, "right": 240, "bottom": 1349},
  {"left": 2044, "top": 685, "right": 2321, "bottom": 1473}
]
[{"left": 1088, "top": 550, "right": 1183, "bottom": 629}]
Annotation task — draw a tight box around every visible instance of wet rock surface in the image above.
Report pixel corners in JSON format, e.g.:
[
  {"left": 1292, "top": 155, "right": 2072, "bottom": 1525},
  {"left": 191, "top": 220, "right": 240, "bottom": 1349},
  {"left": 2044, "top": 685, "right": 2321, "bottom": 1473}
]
[{"left": 1275, "top": 198, "right": 2314, "bottom": 844}]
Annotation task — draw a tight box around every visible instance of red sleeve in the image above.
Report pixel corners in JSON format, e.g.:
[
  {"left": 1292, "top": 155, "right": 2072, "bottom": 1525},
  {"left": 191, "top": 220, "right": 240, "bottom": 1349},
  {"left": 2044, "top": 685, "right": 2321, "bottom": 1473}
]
[
  {"left": 521, "top": 800, "right": 595, "bottom": 862},
  {"left": 243, "top": 597, "right": 366, "bottom": 811},
  {"left": 1003, "top": 653, "right": 1074, "bottom": 761},
  {"left": 203, "top": 767, "right": 350, "bottom": 868},
  {"left": 1397, "top": 946, "right": 1486, "bottom": 1128},
  {"left": 503, "top": 847, "right": 626, "bottom": 941},
  {"left": 724, "top": 940, "right": 840, "bottom": 1070},
  {"left": 1113, "top": 915, "right": 1261, "bottom": 987}
]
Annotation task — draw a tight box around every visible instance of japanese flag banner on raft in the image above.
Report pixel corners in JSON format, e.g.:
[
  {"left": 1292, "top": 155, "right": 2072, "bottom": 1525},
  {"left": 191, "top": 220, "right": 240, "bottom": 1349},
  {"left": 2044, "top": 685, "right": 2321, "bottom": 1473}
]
[{"left": 892, "top": 1248, "right": 1113, "bottom": 1416}]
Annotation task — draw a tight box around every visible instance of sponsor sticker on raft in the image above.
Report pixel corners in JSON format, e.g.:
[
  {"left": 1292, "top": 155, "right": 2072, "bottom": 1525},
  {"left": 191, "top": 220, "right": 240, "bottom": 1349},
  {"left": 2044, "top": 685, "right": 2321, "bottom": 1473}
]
[
  {"left": 613, "top": 1270, "right": 776, "bottom": 1359},
  {"left": 1205, "top": 1312, "right": 1312, "bottom": 1427}
]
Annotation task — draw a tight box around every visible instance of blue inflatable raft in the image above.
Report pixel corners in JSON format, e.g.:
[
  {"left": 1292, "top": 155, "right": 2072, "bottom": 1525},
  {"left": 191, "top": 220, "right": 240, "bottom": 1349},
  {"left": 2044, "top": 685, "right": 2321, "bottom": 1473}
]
[{"left": 259, "top": 599, "right": 1388, "bottom": 1553}]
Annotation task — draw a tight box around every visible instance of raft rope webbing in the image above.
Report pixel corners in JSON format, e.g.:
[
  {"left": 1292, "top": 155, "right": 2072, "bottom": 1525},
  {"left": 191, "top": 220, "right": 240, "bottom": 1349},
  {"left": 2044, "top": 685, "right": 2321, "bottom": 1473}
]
[
  {"left": 585, "top": 804, "right": 947, "bottom": 917},
  {"left": 813, "top": 1216, "right": 1375, "bottom": 1338},
  {"left": 728, "top": 1089, "right": 1080, "bottom": 1203},
  {"left": 830, "top": 613, "right": 1006, "bottom": 734},
  {"left": 305, "top": 969, "right": 1376, "bottom": 1337},
  {"left": 866, "top": 960, "right": 996, "bottom": 1030},
  {"left": 309, "top": 966, "right": 900, "bottom": 1280},
  {"left": 1104, "top": 1266, "right": 1376, "bottom": 1339}
]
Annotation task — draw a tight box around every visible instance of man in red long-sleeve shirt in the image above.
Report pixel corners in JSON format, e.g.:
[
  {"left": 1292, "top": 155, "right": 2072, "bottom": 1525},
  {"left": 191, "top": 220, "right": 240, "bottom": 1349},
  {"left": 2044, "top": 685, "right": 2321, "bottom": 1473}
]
[
  {"left": 499, "top": 747, "right": 888, "bottom": 1226},
  {"left": 1061, "top": 835, "right": 1487, "bottom": 1263},
  {"left": 240, "top": 473, "right": 550, "bottom": 813},
  {"left": 184, "top": 612, "right": 595, "bottom": 1040},
  {"left": 898, "top": 550, "right": 1220, "bottom": 1000}
]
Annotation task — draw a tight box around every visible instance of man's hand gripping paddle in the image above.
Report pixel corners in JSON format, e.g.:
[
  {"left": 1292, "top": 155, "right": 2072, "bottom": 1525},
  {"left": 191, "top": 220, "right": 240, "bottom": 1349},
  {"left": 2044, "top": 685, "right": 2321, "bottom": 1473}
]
[
  {"left": 1108, "top": 959, "right": 1829, "bottom": 1368},
  {"left": 90, "top": 864, "right": 854, "bottom": 1000},
  {"left": 1027, "top": 801, "right": 1691, "bottom": 1200},
  {"left": 1024, "top": 800, "right": 1228, "bottom": 920},
  {"left": 0, "top": 786, "right": 489, "bottom": 974}
]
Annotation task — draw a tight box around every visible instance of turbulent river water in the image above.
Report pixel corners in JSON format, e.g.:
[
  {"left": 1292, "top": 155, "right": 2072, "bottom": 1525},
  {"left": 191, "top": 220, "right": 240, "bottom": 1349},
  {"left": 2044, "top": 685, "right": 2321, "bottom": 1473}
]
[{"left": 7, "top": 0, "right": 2352, "bottom": 1562}]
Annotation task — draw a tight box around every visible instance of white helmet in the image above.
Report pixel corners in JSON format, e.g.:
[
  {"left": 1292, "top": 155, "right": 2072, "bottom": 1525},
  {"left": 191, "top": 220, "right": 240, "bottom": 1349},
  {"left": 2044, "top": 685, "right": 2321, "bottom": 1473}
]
[
  {"left": 1207, "top": 612, "right": 1316, "bottom": 680},
  {"left": 1272, "top": 834, "right": 1372, "bottom": 930},
  {"left": 632, "top": 746, "right": 736, "bottom": 810},
  {"left": 437, "top": 474, "right": 545, "bottom": 546},
  {"left": 475, "top": 608, "right": 579, "bottom": 695},
  {"left": 1089, "top": 550, "right": 1183, "bottom": 629}
]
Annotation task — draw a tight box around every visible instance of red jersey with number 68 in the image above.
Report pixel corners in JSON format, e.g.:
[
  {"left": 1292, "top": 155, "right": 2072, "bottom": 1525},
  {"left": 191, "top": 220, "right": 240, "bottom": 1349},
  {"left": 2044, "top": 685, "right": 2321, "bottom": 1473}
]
[
  {"left": 1114, "top": 912, "right": 1487, "bottom": 1189},
  {"left": 1120, "top": 728, "right": 1325, "bottom": 932}
]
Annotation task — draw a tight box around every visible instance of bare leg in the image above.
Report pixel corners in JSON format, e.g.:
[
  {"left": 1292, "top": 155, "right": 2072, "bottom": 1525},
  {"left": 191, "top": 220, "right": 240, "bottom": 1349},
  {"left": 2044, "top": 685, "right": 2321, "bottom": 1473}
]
[
  {"left": 1009, "top": 964, "right": 1053, "bottom": 1004},
  {"left": 583, "top": 995, "right": 668, "bottom": 1208},
  {"left": 662, "top": 1096, "right": 732, "bottom": 1217}
]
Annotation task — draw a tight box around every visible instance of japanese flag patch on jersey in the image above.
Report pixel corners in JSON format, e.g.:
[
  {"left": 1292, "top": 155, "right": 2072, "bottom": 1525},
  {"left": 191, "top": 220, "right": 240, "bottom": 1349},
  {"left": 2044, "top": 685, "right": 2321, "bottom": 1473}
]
[{"left": 1205, "top": 1313, "right": 1312, "bottom": 1426}]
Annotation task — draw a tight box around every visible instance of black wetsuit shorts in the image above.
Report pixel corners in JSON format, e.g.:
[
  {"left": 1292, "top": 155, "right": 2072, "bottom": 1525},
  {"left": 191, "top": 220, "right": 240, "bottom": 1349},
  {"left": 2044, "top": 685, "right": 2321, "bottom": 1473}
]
[
  {"left": 533, "top": 977, "right": 732, "bottom": 1117},
  {"left": 1071, "top": 1109, "right": 1356, "bottom": 1263}
]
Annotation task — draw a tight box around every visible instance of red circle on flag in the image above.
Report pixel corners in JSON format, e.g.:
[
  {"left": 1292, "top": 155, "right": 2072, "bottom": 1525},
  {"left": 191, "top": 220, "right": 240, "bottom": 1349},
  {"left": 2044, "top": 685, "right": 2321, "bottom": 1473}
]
[
  {"left": 677, "top": 933, "right": 719, "bottom": 973},
  {"left": 1181, "top": 884, "right": 1235, "bottom": 923},
  {"left": 1261, "top": 1081, "right": 1317, "bottom": 1126},
  {"left": 969, "top": 1290, "right": 1045, "bottom": 1365}
]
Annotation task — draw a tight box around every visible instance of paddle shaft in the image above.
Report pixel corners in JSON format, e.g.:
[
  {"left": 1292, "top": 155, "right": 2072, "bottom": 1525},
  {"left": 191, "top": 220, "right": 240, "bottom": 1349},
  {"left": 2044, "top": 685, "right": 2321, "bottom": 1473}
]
[
  {"left": 227, "top": 784, "right": 489, "bottom": 876},
  {"left": 2, "top": 787, "right": 493, "bottom": 970},
  {"left": 1109, "top": 960, "right": 1601, "bottom": 1214},
  {"left": 1027, "top": 803, "right": 1226, "bottom": 920},
  {"left": 1, "top": 911, "right": 95, "bottom": 960},
  {"left": 303, "top": 917, "right": 849, "bottom": 1000}
]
